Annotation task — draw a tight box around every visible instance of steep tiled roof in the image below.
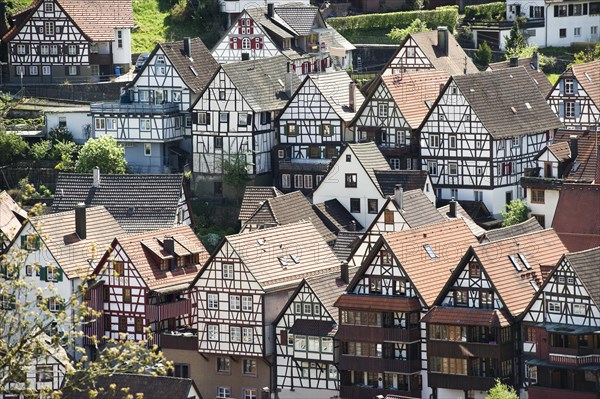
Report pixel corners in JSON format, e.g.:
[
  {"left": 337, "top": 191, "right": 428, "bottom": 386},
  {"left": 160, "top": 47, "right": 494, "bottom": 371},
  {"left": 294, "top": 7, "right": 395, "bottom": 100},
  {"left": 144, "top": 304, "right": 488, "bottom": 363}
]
[
  {"left": 374, "top": 170, "right": 429, "bottom": 196},
  {"left": 473, "top": 228, "right": 567, "bottom": 317},
  {"left": 348, "top": 142, "right": 390, "bottom": 195},
  {"left": 488, "top": 57, "right": 553, "bottom": 97},
  {"left": 553, "top": 130, "right": 599, "bottom": 182},
  {"left": 58, "top": 0, "right": 133, "bottom": 41},
  {"left": 552, "top": 184, "right": 600, "bottom": 251},
  {"left": 313, "top": 199, "right": 363, "bottom": 234},
  {"left": 332, "top": 231, "right": 362, "bottom": 262},
  {"left": 452, "top": 68, "right": 563, "bottom": 139},
  {"left": 399, "top": 189, "right": 445, "bottom": 228},
  {"left": 310, "top": 71, "right": 365, "bottom": 122},
  {"left": 158, "top": 38, "right": 219, "bottom": 94},
  {"left": 32, "top": 207, "right": 125, "bottom": 279},
  {"left": 438, "top": 201, "right": 487, "bottom": 238},
  {"left": 0, "top": 191, "right": 26, "bottom": 244},
  {"left": 238, "top": 186, "right": 283, "bottom": 222},
  {"left": 224, "top": 222, "right": 341, "bottom": 291},
  {"left": 422, "top": 306, "right": 511, "bottom": 327},
  {"left": 407, "top": 30, "right": 479, "bottom": 75},
  {"left": 245, "top": 7, "right": 295, "bottom": 39},
  {"left": 65, "top": 373, "right": 197, "bottom": 399},
  {"left": 571, "top": 60, "right": 600, "bottom": 107},
  {"left": 329, "top": 25, "right": 356, "bottom": 51},
  {"left": 383, "top": 219, "right": 478, "bottom": 307},
  {"left": 481, "top": 217, "right": 543, "bottom": 243},
  {"left": 99, "top": 225, "right": 209, "bottom": 292},
  {"left": 382, "top": 70, "right": 450, "bottom": 129},
  {"left": 567, "top": 247, "right": 600, "bottom": 306},
  {"left": 335, "top": 294, "right": 422, "bottom": 312},
  {"left": 222, "top": 55, "right": 301, "bottom": 111},
  {"left": 545, "top": 141, "right": 571, "bottom": 161},
  {"left": 274, "top": 6, "right": 321, "bottom": 36},
  {"left": 305, "top": 267, "right": 358, "bottom": 324},
  {"left": 52, "top": 172, "right": 186, "bottom": 234},
  {"left": 246, "top": 191, "right": 336, "bottom": 243}
]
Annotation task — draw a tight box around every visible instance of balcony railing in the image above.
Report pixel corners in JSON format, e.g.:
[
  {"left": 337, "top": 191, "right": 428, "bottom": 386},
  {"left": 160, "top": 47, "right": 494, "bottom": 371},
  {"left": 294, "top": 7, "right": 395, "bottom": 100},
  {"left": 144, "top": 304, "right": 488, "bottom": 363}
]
[
  {"left": 159, "top": 330, "right": 198, "bottom": 350},
  {"left": 90, "top": 102, "right": 181, "bottom": 115},
  {"left": 549, "top": 353, "right": 600, "bottom": 365},
  {"left": 339, "top": 356, "right": 420, "bottom": 373},
  {"left": 146, "top": 299, "right": 191, "bottom": 322},
  {"left": 340, "top": 385, "right": 419, "bottom": 399},
  {"left": 428, "top": 340, "right": 514, "bottom": 359},
  {"left": 428, "top": 373, "right": 501, "bottom": 391},
  {"left": 337, "top": 325, "right": 421, "bottom": 343},
  {"left": 466, "top": 17, "right": 544, "bottom": 29}
]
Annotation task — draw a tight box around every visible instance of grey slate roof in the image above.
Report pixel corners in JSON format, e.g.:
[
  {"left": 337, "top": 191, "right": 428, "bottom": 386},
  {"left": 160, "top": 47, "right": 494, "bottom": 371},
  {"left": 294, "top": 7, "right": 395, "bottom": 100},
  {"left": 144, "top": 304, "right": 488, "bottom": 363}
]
[
  {"left": 64, "top": 373, "right": 197, "bottom": 399},
  {"left": 332, "top": 231, "right": 363, "bottom": 262},
  {"left": 222, "top": 55, "right": 301, "bottom": 111},
  {"left": 481, "top": 217, "right": 543, "bottom": 242},
  {"left": 313, "top": 199, "right": 363, "bottom": 234},
  {"left": 274, "top": 6, "right": 322, "bottom": 36},
  {"left": 52, "top": 173, "right": 186, "bottom": 234},
  {"left": 246, "top": 6, "right": 295, "bottom": 39},
  {"left": 488, "top": 57, "right": 553, "bottom": 97},
  {"left": 400, "top": 189, "right": 446, "bottom": 228},
  {"left": 408, "top": 30, "right": 479, "bottom": 75},
  {"left": 239, "top": 186, "right": 283, "bottom": 222},
  {"left": 452, "top": 67, "right": 563, "bottom": 139},
  {"left": 348, "top": 142, "right": 391, "bottom": 196},
  {"left": 567, "top": 247, "right": 600, "bottom": 306},
  {"left": 310, "top": 71, "right": 365, "bottom": 122},
  {"left": 374, "top": 170, "right": 429, "bottom": 196}
]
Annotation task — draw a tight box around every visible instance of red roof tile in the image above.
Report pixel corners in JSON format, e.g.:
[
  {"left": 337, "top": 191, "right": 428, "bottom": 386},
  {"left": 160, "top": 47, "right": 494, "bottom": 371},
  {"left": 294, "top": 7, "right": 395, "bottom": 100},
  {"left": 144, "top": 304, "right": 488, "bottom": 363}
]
[{"left": 422, "top": 306, "right": 511, "bottom": 327}]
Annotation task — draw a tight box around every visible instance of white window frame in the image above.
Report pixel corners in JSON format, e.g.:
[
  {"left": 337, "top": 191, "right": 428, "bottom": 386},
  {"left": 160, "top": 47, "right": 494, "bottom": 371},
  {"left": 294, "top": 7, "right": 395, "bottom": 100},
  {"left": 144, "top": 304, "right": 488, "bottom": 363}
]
[
  {"left": 217, "top": 387, "right": 231, "bottom": 398},
  {"left": 294, "top": 175, "right": 303, "bottom": 189},
  {"left": 429, "top": 134, "right": 440, "bottom": 148},
  {"left": 230, "top": 295, "right": 240, "bottom": 311},
  {"left": 449, "top": 162, "right": 458, "bottom": 176},
  {"left": 242, "top": 296, "right": 252, "bottom": 312},
  {"left": 511, "top": 136, "right": 520, "bottom": 147},
  {"left": 208, "top": 324, "right": 218, "bottom": 341},
  {"left": 230, "top": 326, "right": 241, "bottom": 342},
  {"left": 449, "top": 135, "right": 457, "bottom": 149},
  {"left": 95, "top": 118, "right": 105, "bottom": 130},
  {"left": 16, "top": 44, "right": 26, "bottom": 55},
  {"left": 390, "top": 158, "right": 400, "bottom": 170},
  {"left": 48, "top": 297, "right": 61, "bottom": 312},
  {"left": 281, "top": 174, "right": 291, "bottom": 189},
  {"left": 140, "top": 119, "right": 151, "bottom": 131},
  {"left": 40, "top": 44, "right": 49, "bottom": 55},
  {"left": 44, "top": 21, "right": 54, "bottom": 36},
  {"left": 565, "top": 101, "right": 575, "bottom": 118},
  {"left": 50, "top": 45, "right": 58, "bottom": 55},
  {"left": 222, "top": 263, "right": 234, "bottom": 279},
  {"left": 574, "top": 27, "right": 581, "bottom": 37},
  {"left": 106, "top": 118, "right": 117, "bottom": 130},
  {"left": 242, "top": 38, "right": 251, "bottom": 50},
  {"left": 67, "top": 44, "right": 76, "bottom": 55},
  {"left": 378, "top": 103, "right": 388, "bottom": 117},
  {"left": 67, "top": 65, "right": 77, "bottom": 76},
  {"left": 565, "top": 78, "right": 574, "bottom": 95},
  {"left": 304, "top": 175, "right": 313, "bottom": 189},
  {"left": 144, "top": 143, "right": 152, "bottom": 157},
  {"left": 242, "top": 327, "right": 253, "bottom": 343},
  {"left": 548, "top": 301, "right": 561, "bottom": 313},
  {"left": 29, "top": 65, "right": 38, "bottom": 76},
  {"left": 428, "top": 160, "right": 438, "bottom": 176},
  {"left": 172, "top": 91, "right": 182, "bottom": 102},
  {"left": 573, "top": 303, "right": 587, "bottom": 315},
  {"left": 207, "top": 293, "right": 218, "bottom": 310},
  {"left": 44, "top": 0, "right": 54, "bottom": 12}
]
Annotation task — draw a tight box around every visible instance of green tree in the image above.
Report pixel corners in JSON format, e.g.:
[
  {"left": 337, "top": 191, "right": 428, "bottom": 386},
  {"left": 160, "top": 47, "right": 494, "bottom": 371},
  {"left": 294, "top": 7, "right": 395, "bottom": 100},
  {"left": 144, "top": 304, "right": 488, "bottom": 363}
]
[
  {"left": 474, "top": 41, "right": 492, "bottom": 68},
  {"left": 504, "top": 18, "right": 527, "bottom": 58},
  {"left": 486, "top": 379, "right": 518, "bottom": 399},
  {"left": 222, "top": 154, "right": 249, "bottom": 201},
  {"left": 388, "top": 18, "right": 431, "bottom": 42},
  {"left": 574, "top": 42, "right": 600, "bottom": 64},
  {"left": 75, "top": 136, "right": 127, "bottom": 174},
  {"left": 54, "top": 140, "right": 79, "bottom": 171},
  {"left": 0, "top": 131, "right": 29, "bottom": 166},
  {"left": 501, "top": 198, "right": 530, "bottom": 227},
  {"left": 30, "top": 140, "right": 52, "bottom": 161}
]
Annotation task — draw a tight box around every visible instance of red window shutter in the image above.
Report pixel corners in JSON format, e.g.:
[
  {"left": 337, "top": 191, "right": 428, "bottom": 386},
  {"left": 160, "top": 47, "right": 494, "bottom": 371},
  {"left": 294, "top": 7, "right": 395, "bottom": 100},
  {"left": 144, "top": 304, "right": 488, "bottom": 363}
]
[
  {"left": 230, "top": 37, "right": 235, "bottom": 49},
  {"left": 237, "top": 38, "right": 242, "bottom": 48},
  {"left": 238, "top": 24, "right": 243, "bottom": 34},
  {"left": 292, "top": 64, "right": 296, "bottom": 71},
  {"left": 509, "top": 162, "right": 513, "bottom": 175},
  {"left": 248, "top": 19, "right": 254, "bottom": 34},
  {"left": 302, "top": 63, "right": 306, "bottom": 74},
  {"left": 307, "top": 63, "right": 311, "bottom": 73},
  {"left": 250, "top": 38, "right": 255, "bottom": 49},
  {"left": 321, "top": 59, "right": 326, "bottom": 70},
  {"left": 257, "top": 38, "right": 263, "bottom": 49},
  {"left": 329, "top": 57, "right": 333, "bottom": 67},
  {"left": 249, "top": 18, "right": 253, "bottom": 26}
]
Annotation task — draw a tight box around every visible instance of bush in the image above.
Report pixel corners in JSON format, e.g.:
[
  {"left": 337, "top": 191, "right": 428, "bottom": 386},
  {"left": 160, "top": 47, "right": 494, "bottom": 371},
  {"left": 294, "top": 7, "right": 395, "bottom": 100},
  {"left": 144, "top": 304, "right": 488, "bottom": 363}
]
[
  {"left": 388, "top": 18, "right": 431, "bottom": 42},
  {"left": 464, "top": 2, "right": 505, "bottom": 21},
  {"left": 31, "top": 140, "right": 52, "bottom": 161},
  {"left": 329, "top": 6, "right": 459, "bottom": 34},
  {"left": 0, "top": 131, "right": 29, "bottom": 166},
  {"left": 75, "top": 136, "right": 127, "bottom": 174},
  {"left": 474, "top": 41, "right": 492, "bottom": 68}
]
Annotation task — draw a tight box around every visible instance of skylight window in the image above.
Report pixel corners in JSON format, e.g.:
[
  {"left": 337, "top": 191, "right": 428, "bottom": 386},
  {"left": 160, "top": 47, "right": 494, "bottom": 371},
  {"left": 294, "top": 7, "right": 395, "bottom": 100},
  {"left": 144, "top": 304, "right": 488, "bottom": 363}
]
[
  {"left": 508, "top": 255, "right": 522, "bottom": 272},
  {"left": 290, "top": 254, "right": 300, "bottom": 264},
  {"left": 257, "top": 238, "right": 265, "bottom": 246},
  {"left": 518, "top": 253, "right": 532, "bottom": 270},
  {"left": 510, "top": 106, "right": 517, "bottom": 114},
  {"left": 189, "top": 66, "right": 198, "bottom": 76},
  {"left": 529, "top": 280, "right": 538, "bottom": 291},
  {"left": 278, "top": 256, "right": 288, "bottom": 267},
  {"left": 423, "top": 244, "right": 437, "bottom": 259},
  {"left": 525, "top": 102, "right": 532, "bottom": 110}
]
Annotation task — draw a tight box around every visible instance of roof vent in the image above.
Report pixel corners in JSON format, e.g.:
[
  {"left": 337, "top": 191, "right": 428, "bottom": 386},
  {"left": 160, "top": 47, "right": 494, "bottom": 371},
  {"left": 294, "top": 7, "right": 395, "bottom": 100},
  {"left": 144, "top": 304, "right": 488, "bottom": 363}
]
[
  {"left": 189, "top": 66, "right": 198, "bottom": 76},
  {"left": 525, "top": 102, "right": 532, "bottom": 109},
  {"left": 278, "top": 256, "right": 288, "bottom": 268},
  {"left": 511, "top": 106, "right": 517, "bottom": 114}
]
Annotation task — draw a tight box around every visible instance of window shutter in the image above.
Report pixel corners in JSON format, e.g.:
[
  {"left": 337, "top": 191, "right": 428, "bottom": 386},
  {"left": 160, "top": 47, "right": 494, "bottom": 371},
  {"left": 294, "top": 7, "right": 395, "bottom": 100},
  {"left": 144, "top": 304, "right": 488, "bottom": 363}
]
[
  {"left": 573, "top": 81, "right": 579, "bottom": 95},
  {"left": 238, "top": 24, "right": 243, "bottom": 34},
  {"left": 246, "top": 114, "right": 251, "bottom": 125},
  {"left": 502, "top": 163, "right": 506, "bottom": 176},
  {"left": 40, "top": 266, "right": 47, "bottom": 281},
  {"left": 35, "top": 235, "right": 40, "bottom": 250},
  {"left": 237, "top": 38, "right": 241, "bottom": 48},
  {"left": 206, "top": 113, "right": 211, "bottom": 125},
  {"left": 266, "top": 112, "right": 271, "bottom": 124},
  {"left": 559, "top": 100, "right": 565, "bottom": 118},
  {"left": 509, "top": 162, "right": 513, "bottom": 175},
  {"left": 319, "top": 124, "right": 323, "bottom": 136},
  {"left": 583, "top": 3, "right": 588, "bottom": 14},
  {"left": 192, "top": 112, "right": 198, "bottom": 124},
  {"left": 554, "top": 5, "right": 558, "bottom": 16},
  {"left": 57, "top": 268, "right": 63, "bottom": 282},
  {"left": 250, "top": 38, "right": 255, "bottom": 49},
  {"left": 541, "top": 7, "right": 544, "bottom": 17},
  {"left": 530, "top": 6, "right": 534, "bottom": 17},
  {"left": 283, "top": 123, "right": 288, "bottom": 136},
  {"left": 62, "top": 45, "right": 68, "bottom": 55},
  {"left": 575, "top": 102, "right": 581, "bottom": 118},
  {"left": 229, "top": 37, "right": 235, "bottom": 49},
  {"left": 9, "top": 295, "right": 16, "bottom": 310},
  {"left": 559, "top": 79, "right": 564, "bottom": 94},
  {"left": 24, "top": 45, "right": 29, "bottom": 55},
  {"left": 568, "top": 4, "right": 573, "bottom": 15},
  {"left": 20, "top": 235, "right": 26, "bottom": 247}
]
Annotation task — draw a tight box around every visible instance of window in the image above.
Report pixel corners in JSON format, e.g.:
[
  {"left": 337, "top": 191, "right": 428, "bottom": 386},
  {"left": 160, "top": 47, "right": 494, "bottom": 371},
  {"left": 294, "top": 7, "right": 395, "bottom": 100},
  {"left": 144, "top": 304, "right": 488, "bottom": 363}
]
[
  {"left": 135, "top": 318, "right": 143, "bottom": 333},
  {"left": 230, "top": 295, "right": 240, "bottom": 311},
  {"left": 219, "top": 113, "right": 229, "bottom": 123},
  {"left": 469, "top": 261, "right": 481, "bottom": 278},
  {"left": 242, "top": 327, "right": 253, "bottom": 343},
  {"left": 106, "top": 118, "right": 117, "bottom": 130},
  {"left": 449, "top": 162, "right": 458, "bottom": 176},
  {"left": 307, "top": 336, "right": 320, "bottom": 352},
  {"left": 451, "top": 188, "right": 458, "bottom": 199},
  {"left": 243, "top": 359, "right": 257, "bottom": 375},
  {"left": 25, "top": 264, "right": 33, "bottom": 276},
  {"left": 559, "top": 28, "right": 567, "bottom": 38},
  {"left": 0, "top": 293, "right": 16, "bottom": 310},
  {"left": 144, "top": 143, "right": 152, "bottom": 157},
  {"left": 230, "top": 326, "right": 241, "bottom": 342},
  {"left": 293, "top": 174, "right": 303, "bottom": 189},
  {"left": 368, "top": 199, "right": 378, "bottom": 214},
  {"left": 217, "top": 387, "right": 231, "bottom": 398},
  {"left": 321, "top": 123, "right": 332, "bottom": 137},
  {"left": 565, "top": 78, "right": 574, "bottom": 95},
  {"left": 573, "top": 304, "right": 587, "bottom": 315},
  {"left": 122, "top": 287, "right": 131, "bottom": 303},
  {"left": 244, "top": 388, "right": 257, "bottom": 399},
  {"left": 67, "top": 44, "right": 77, "bottom": 55},
  {"left": 384, "top": 209, "right": 394, "bottom": 224},
  {"left": 592, "top": 26, "right": 598, "bottom": 35},
  {"left": 44, "top": 0, "right": 54, "bottom": 12},
  {"left": 449, "top": 135, "right": 457, "bottom": 149},
  {"left": 172, "top": 91, "right": 181, "bottom": 102},
  {"left": 378, "top": 103, "right": 388, "bottom": 117},
  {"left": 242, "top": 296, "right": 252, "bottom": 311},
  {"left": 565, "top": 101, "right": 575, "bottom": 118},
  {"left": 207, "top": 293, "right": 219, "bottom": 310},
  {"left": 304, "top": 175, "right": 313, "bottom": 189},
  {"left": 172, "top": 363, "right": 189, "bottom": 378},
  {"left": 222, "top": 262, "right": 234, "bottom": 279},
  {"left": 40, "top": 44, "right": 49, "bottom": 55},
  {"left": 574, "top": 27, "right": 581, "bottom": 37},
  {"left": 303, "top": 303, "right": 312, "bottom": 315},
  {"left": 95, "top": 118, "right": 106, "bottom": 130},
  {"left": 548, "top": 301, "right": 561, "bottom": 313},
  {"left": 313, "top": 304, "right": 321, "bottom": 315},
  {"left": 36, "top": 366, "right": 53, "bottom": 382},
  {"left": 350, "top": 198, "right": 360, "bottom": 213},
  {"left": 208, "top": 324, "right": 219, "bottom": 340},
  {"left": 117, "top": 30, "right": 123, "bottom": 48},
  {"left": 196, "top": 112, "right": 208, "bottom": 125},
  {"left": 16, "top": 44, "right": 26, "bottom": 55},
  {"left": 214, "top": 136, "right": 223, "bottom": 150},
  {"left": 532, "top": 214, "right": 545, "bottom": 227},
  {"left": 531, "top": 189, "right": 545, "bottom": 204},
  {"left": 407, "top": 47, "right": 415, "bottom": 57},
  {"left": 390, "top": 158, "right": 400, "bottom": 170},
  {"left": 396, "top": 129, "right": 407, "bottom": 146},
  {"left": 295, "top": 335, "right": 306, "bottom": 350},
  {"left": 238, "top": 113, "right": 250, "bottom": 126},
  {"left": 429, "top": 134, "right": 440, "bottom": 148},
  {"left": 430, "top": 356, "right": 468, "bottom": 375},
  {"left": 455, "top": 289, "right": 468, "bottom": 306},
  {"left": 138, "top": 119, "right": 152, "bottom": 132},
  {"left": 42, "top": 65, "right": 51, "bottom": 76},
  {"left": 287, "top": 123, "right": 297, "bottom": 136},
  {"left": 119, "top": 316, "right": 127, "bottom": 332},
  {"left": 428, "top": 161, "right": 438, "bottom": 176},
  {"left": 281, "top": 174, "right": 291, "bottom": 188},
  {"left": 44, "top": 21, "right": 54, "bottom": 35},
  {"left": 260, "top": 111, "right": 271, "bottom": 125},
  {"left": 511, "top": 136, "right": 520, "bottom": 147},
  {"left": 369, "top": 277, "right": 382, "bottom": 293},
  {"left": 480, "top": 291, "right": 493, "bottom": 309},
  {"left": 242, "top": 38, "right": 251, "bottom": 49},
  {"left": 217, "top": 357, "right": 230, "bottom": 373},
  {"left": 555, "top": 4, "right": 568, "bottom": 16},
  {"left": 48, "top": 297, "right": 62, "bottom": 312},
  {"left": 345, "top": 173, "right": 357, "bottom": 188},
  {"left": 46, "top": 266, "right": 60, "bottom": 282}
]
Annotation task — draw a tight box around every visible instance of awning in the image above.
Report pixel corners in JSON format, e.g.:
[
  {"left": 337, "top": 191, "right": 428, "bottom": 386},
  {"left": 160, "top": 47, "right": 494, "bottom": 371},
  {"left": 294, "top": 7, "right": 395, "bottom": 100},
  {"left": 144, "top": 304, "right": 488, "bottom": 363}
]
[{"left": 527, "top": 357, "right": 600, "bottom": 372}]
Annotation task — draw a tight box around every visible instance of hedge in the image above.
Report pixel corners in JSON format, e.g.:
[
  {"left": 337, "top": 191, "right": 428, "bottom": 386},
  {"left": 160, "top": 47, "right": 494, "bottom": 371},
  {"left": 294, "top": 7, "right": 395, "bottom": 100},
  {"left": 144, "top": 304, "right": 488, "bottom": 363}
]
[
  {"left": 464, "top": 2, "right": 506, "bottom": 21},
  {"left": 328, "top": 6, "right": 459, "bottom": 34}
]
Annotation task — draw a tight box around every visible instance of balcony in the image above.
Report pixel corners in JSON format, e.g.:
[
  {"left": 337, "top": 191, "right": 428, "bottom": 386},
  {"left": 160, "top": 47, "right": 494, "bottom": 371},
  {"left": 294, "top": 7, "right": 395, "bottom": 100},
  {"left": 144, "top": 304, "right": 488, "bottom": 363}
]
[
  {"left": 339, "top": 356, "right": 420, "bottom": 373},
  {"left": 91, "top": 102, "right": 181, "bottom": 115},
  {"left": 428, "top": 373, "right": 500, "bottom": 391},
  {"left": 145, "top": 299, "right": 191, "bottom": 322},
  {"left": 340, "top": 385, "right": 419, "bottom": 399},
  {"left": 428, "top": 340, "right": 514, "bottom": 359},
  {"left": 528, "top": 385, "right": 598, "bottom": 399},
  {"left": 89, "top": 53, "right": 113, "bottom": 65},
  {"left": 337, "top": 325, "right": 420, "bottom": 343},
  {"left": 159, "top": 330, "right": 198, "bottom": 350},
  {"left": 549, "top": 352, "right": 600, "bottom": 366}
]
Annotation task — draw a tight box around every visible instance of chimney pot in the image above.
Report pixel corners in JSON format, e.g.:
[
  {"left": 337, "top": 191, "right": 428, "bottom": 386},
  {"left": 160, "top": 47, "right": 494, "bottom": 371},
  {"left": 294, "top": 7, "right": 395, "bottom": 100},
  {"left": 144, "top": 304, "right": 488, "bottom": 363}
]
[
  {"left": 449, "top": 198, "right": 457, "bottom": 218},
  {"left": 183, "top": 37, "right": 191, "bottom": 58},
  {"left": 569, "top": 135, "right": 579, "bottom": 160},
  {"left": 93, "top": 166, "right": 100, "bottom": 188},
  {"left": 75, "top": 203, "right": 86, "bottom": 240},
  {"left": 267, "top": 3, "right": 274, "bottom": 18},
  {"left": 163, "top": 236, "right": 176, "bottom": 270},
  {"left": 531, "top": 51, "right": 539, "bottom": 70}
]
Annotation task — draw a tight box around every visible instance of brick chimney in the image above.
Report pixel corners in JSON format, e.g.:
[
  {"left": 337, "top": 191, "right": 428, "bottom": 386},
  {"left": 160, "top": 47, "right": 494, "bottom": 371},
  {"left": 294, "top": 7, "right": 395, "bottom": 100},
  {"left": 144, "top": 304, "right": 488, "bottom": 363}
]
[
  {"left": 509, "top": 57, "right": 519, "bottom": 67},
  {"left": 75, "top": 203, "right": 86, "bottom": 240},
  {"left": 340, "top": 261, "right": 349, "bottom": 284},
  {"left": 437, "top": 26, "right": 449, "bottom": 56},
  {"left": 570, "top": 134, "right": 579, "bottom": 161},
  {"left": 285, "top": 62, "right": 293, "bottom": 98}
]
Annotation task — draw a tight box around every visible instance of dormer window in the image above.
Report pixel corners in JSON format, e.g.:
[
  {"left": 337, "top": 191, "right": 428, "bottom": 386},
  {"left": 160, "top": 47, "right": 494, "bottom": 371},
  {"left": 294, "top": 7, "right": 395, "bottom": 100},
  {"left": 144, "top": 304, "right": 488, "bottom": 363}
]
[{"left": 44, "top": 0, "right": 54, "bottom": 13}]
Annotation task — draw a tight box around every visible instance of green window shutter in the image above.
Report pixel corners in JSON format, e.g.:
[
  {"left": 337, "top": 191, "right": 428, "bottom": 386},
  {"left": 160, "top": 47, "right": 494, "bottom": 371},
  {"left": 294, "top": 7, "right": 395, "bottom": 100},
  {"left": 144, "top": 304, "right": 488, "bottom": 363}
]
[
  {"left": 40, "top": 266, "right": 47, "bottom": 282},
  {"left": 20, "top": 235, "right": 26, "bottom": 247},
  {"left": 35, "top": 235, "right": 41, "bottom": 250},
  {"left": 283, "top": 123, "right": 288, "bottom": 136},
  {"left": 57, "top": 268, "right": 63, "bottom": 282},
  {"left": 319, "top": 124, "right": 323, "bottom": 136}
]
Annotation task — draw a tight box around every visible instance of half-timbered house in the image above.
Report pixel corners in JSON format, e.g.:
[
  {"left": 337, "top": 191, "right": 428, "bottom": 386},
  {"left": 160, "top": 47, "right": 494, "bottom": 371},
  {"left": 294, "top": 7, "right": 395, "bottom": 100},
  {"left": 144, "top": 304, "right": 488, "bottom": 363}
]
[
  {"left": 211, "top": 4, "right": 354, "bottom": 73},
  {"left": 1, "top": 205, "right": 124, "bottom": 358},
  {"left": 312, "top": 142, "right": 435, "bottom": 228},
  {"left": 0, "top": 0, "right": 133, "bottom": 83},
  {"left": 423, "top": 228, "right": 567, "bottom": 399},
  {"left": 190, "top": 55, "right": 300, "bottom": 197},
  {"left": 521, "top": 246, "right": 600, "bottom": 399},
  {"left": 52, "top": 168, "right": 193, "bottom": 234},
  {"left": 187, "top": 221, "right": 341, "bottom": 399},
  {"left": 547, "top": 60, "right": 600, "bottom": 130},
  {"left": 88, "top": 225, "right": 209, "bottom": 348},
  {"left": 91, "top": 37, "right": 219, "bottom": 173},
  {"left": 351, "top": 70, "right": 449, "bottom": 170},
  {"left": 273, "top": 268, "right": 354, "bottom": 398},
  {"left": 274, "top": 71, "right": 365, "bottom": 194},
  {"left": 335, "top": 219, "right": 478, "bottom": 399},
  {"left": 419, "top": 67, "right": 562, "bottom": 216},
  {"left": 0, "top": 191, "right": 27, "bottom": 255},
  {"left": 381, "top": 28, "right": 479, "bottom": 76}
]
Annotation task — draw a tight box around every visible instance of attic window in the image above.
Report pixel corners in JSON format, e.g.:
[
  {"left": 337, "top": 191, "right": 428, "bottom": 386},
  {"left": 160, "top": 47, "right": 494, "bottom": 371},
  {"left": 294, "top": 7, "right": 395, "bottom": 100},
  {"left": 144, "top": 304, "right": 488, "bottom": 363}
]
[
  {"left": 510, "top": 106, "right": 517, "bottom": 114},
  {"left": 423, "top": 244, "right": 437, "bottom": 259},
  {"left": 257, "top": 238, "right": 265, "bottom": 246},
  {"left": 189, "top": 66, "right": 198, "bottom": 76},
  {"left": 290, "top": 254, "right": 300, "bottom": 264},
  {"left": 525, "top": 102, "right": 532, "bottom": 109},
  {"left": 278, "top": 256, "right": 289, "bottom": 268},
  {"left": 508, "top": 255, "right": 522, "bottom": 272},
  {"left": 518, "top": 253, "right": 532, "bottom": 270}
]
